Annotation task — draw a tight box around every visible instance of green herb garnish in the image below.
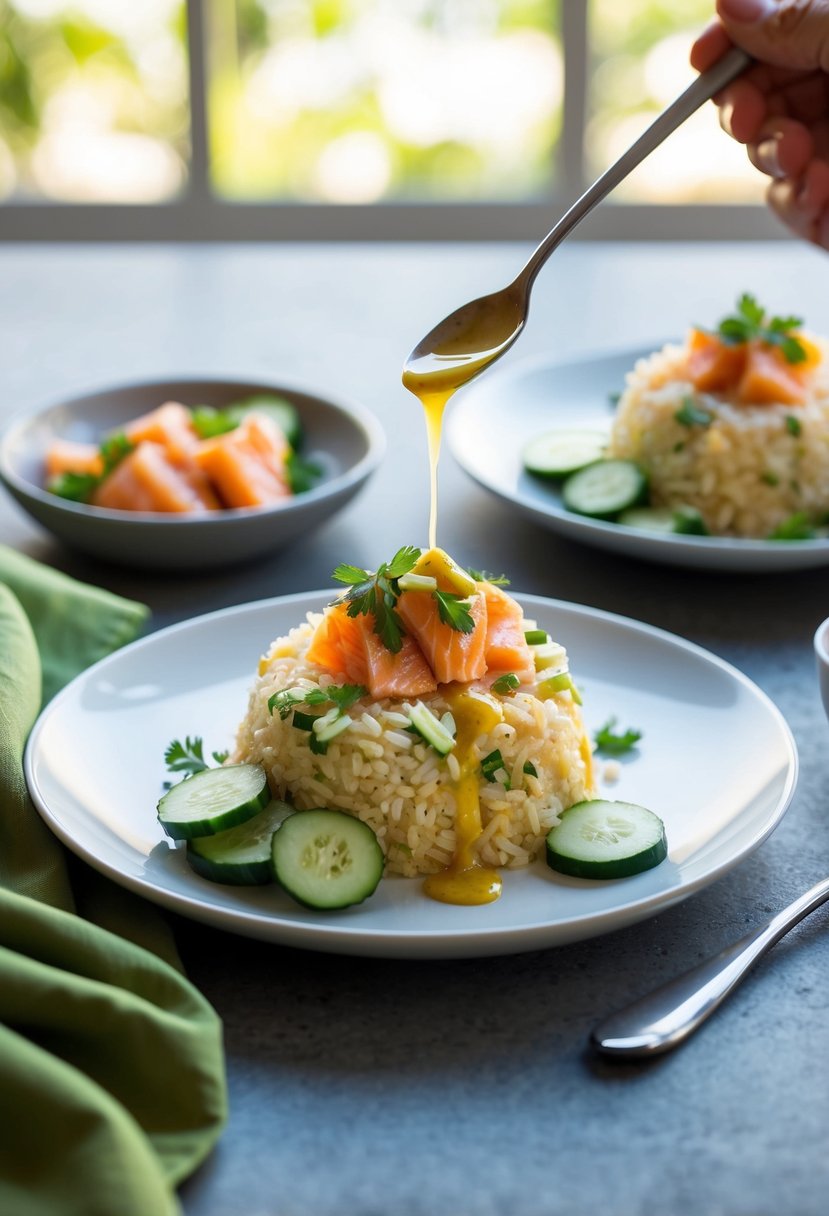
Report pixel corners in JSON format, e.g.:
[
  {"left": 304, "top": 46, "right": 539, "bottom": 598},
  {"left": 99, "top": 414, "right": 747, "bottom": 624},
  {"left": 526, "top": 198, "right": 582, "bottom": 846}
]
[
  {"left": 191, "top": 406, "right": 238, "bottom": 439},
  {"left": 715, "top": 293, "right": 807, "bottom": 363},
  {"left": 467, "top": 568, "right": 510, "bottom": 587},
  {"left": 164, "top": 736, "right": 228, "bottom": 777},
  {"left": 761, "top": 471, "right": 780, "bottom": 487},
  {"left": 481, "top": 749, "right": 509, "bottom": 787},
  {"left": 433, "top": 589, "right": 475, "bottom": 634},
  {"left": 785, "top": 414, "right": 802, "bottom": 437},
  {"left": 332, "top": 547, "right": 420, "bottom": 654},
  {"left": 768, "top": 512, "right": 816, "bottom": 541},
  {"left": 675, "top": 398, "right": 713, "bottom": 428},
  {"left": 523, "top": 761, "right": 538, "bottom": 778},
  {"left": 285, "top": 451, "right": 322, "bottom": 494},
  {"left": 593, "top": 718, "right": 643, "bottom": 756},
  {"left": 268, "top": 683, "right": 367, "bottom": 720},
  {"left": 672, "top": 506, "right": 709, "bottom": 536},
  {"left": 48, "top": 431, "right": 135, "bottom": 503},
  {"left": 492, "top": 672, "right": 520, "bottom": 694}
]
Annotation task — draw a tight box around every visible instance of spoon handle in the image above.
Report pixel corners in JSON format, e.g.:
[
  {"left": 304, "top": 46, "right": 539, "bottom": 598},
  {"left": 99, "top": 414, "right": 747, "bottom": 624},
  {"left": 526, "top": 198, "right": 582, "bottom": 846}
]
[
  {"left": 522, "top": 45, "right": 752, "bottom": 286},
  {"left": 590, "top": 876, "right": 829, "bottom": 1058}
]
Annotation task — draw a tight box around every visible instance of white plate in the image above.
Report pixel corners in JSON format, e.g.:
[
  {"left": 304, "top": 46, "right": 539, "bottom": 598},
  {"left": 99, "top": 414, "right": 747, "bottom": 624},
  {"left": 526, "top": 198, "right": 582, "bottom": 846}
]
[
  {"left": 25, "top": 592, "right": 797, "bottom": 959},
  {"left": 447, "top": 346, "right": 829, "bottom": 572}
]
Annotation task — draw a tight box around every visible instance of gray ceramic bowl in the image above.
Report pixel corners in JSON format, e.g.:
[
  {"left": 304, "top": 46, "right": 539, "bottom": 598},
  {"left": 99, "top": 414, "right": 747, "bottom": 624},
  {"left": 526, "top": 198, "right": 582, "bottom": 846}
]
[
  {"left": 0, "top": 377, "right": 385, "bottom": 570},
  {"left": 814, "top": 617, "right": 829, "bottom": 720}
]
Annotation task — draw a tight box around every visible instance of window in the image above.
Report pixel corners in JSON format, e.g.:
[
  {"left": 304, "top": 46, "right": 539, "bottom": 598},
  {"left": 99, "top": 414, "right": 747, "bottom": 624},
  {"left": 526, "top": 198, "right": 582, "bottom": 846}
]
[{"left": 0, "top": 0, "right": 779, "bottom": 239}]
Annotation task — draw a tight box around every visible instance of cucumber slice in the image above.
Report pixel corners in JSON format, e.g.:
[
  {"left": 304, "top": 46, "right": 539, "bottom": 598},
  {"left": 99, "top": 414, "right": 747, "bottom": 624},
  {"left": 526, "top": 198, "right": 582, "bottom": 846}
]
[
  {"left": 157, "top": 763, "right": 269, "bottom": 841},
  {"left": 523, "top": 429, "right": 608, "bottom": 478},
  {"left": 618, "top": 505, "right": 710, "bottom": 536},
  {"left": 546, "top": 799, "right": 667, "bottom": 879},
  {"left": 618, "top": 507, "right": 677, "bottom": 534},
  {"left": 271, "top": 809, "right": 384, "bottom": 909},
  {"left": 186, "top": 800, "right": 292, "bottom": 885},
  {"left": 227, "top": 395, "right": 303, "bottom": 448},
  {"left": 562, "top": 460, "right": 647, "bottom": 519},
  {"left": 408, "top": 702, "right": 456, "bottom": 755}
]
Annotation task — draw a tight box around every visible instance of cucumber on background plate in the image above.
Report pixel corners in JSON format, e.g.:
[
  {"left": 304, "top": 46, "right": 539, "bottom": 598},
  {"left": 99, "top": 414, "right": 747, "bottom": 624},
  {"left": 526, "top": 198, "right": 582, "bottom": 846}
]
[
  {"left": 522, "top": 429, "right": 608, "bottom": 478},
  {"left": 562, "top": 460, "right": 647, "bottom": 519}
]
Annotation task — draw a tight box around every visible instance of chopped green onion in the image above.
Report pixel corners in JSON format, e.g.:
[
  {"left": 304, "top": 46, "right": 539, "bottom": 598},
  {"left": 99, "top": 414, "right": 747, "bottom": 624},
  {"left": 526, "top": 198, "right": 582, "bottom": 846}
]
[
  {"left": 492, "top": 673, "right": 520, "bottom": 694},
  {"left": 292, "top": 710, "right": 319, "bottom": 732},
  {"left": 397, "top": 572, "right": 438, "bottom": 592},
  {"left": 523, "top": 761, "right": 538, "bottom": 778},
  {"left": 785, "top": 414, "right": 802, "bottom": 437},
  {"left": 539, "top": 673, "right": 583, "bottom": 704},
  {"left": 408, "top": 703, "right": 455, "bottom": 755},
  {"left": 481, "top": 749, "right": 509, "bottom": 787},
  {"left": 675, "top": 399, "right": 713, "bottom": 428},
  {"left": 524, "top": 629, "right": 548, "bottom": 646}
]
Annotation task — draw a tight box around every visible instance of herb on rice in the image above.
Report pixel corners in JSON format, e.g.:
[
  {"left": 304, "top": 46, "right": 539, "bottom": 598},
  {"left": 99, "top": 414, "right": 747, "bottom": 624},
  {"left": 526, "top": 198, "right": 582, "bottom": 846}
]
[
  {"left": 675, "top": 398, "right": 713, "bottom": 428},
  {"left": 268, "top": 683, "right": 367, "bottom": 719},
  {"left": 767, "top": 512, "right": 816, "bottom": 541},
  {"left": 785, "top": 414, "right": 802, "bottom": 437},
  {"left": 492, "top": 672, "right": 520, "bottom": 694}
]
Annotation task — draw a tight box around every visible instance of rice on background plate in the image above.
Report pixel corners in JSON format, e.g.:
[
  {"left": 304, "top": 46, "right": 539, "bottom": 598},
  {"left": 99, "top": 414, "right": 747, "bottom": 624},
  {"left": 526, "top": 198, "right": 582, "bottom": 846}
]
[
  {"left": 232, "top": 614, "right": 594, "bottom": 878},
  {"left": 608, "top": 331, "right": 829, "bottom": 539}
]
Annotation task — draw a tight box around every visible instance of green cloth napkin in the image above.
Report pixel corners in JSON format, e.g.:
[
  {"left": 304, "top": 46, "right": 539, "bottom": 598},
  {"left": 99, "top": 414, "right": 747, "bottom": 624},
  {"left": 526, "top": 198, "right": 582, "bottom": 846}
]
[{"left": 0, "top": 547, "right": 227, "bottom": 1216}]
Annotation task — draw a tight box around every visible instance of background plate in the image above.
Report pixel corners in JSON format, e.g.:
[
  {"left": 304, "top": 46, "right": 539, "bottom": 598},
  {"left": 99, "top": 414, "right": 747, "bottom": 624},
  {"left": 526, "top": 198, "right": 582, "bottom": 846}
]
[
  {"left": 25, "top": 592, "right": 797, "bottom": 958},
  {"left": 447, "top": 346, "right": 829, "bottom": 572}
]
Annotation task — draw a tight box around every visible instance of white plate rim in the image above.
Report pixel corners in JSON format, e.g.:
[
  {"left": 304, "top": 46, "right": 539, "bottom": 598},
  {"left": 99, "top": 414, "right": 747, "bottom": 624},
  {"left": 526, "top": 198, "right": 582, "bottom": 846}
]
[
  {"left": 447, "top": 344, "right": 829, "bottom": 571},
  {"left": 24, "top": 591, "right": 799, "bottom": 958}
]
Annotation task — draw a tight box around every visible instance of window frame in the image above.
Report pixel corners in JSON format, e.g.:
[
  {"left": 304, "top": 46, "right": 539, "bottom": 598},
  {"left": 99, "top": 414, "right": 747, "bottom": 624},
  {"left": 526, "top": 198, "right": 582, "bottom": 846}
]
[{"left": 0, "top": 0, "right": 784, "bottom": 242}]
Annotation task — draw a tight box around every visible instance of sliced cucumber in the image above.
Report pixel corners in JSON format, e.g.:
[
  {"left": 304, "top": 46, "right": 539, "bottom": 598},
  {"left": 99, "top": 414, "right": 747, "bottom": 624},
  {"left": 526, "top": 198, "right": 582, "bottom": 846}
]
[
  {"left": 186, "top": 800, "right": 292, "bottom": 885},
  {"left": 618, "top": 505, "right": 710, "bottom": 536},
  {"left": 408, "top": 702, "right": 456, "bottom": 755},
  {"left": 618, "top": 507, "right": 677, "bottom": 534},
  {"left": 546, "top": 799, "right": 667, "bottom": 879},
  {"left": 271, "top": 809, "right": 384, "bottom": 909},
  {"left": 562, "top": 460, "right": 647, "bottom": 519},
  {"left": 523, "top": 429, "right": 608, "bottom": 478},
  {"left": 157, "top": 763, "right": 269, "bottom": 841},
  {"left": 227, "top": 395, "right": 303, "bottom": 448}
]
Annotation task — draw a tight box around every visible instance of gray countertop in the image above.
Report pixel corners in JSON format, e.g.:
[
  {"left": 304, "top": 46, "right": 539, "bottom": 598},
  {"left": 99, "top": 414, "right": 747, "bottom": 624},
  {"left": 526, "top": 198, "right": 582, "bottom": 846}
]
[{"left": 3, "top": 241, "right": 829, "bottom": 1216}]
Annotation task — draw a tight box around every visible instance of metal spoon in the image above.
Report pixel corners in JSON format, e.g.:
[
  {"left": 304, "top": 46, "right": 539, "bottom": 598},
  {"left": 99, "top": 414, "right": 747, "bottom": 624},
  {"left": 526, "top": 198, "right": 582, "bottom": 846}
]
[
  {"left": 591, "top": 876, "right": 829, "bottom": 1058},
  {"left": 403, "top": 46, "right": 752, "bottom": 389}
]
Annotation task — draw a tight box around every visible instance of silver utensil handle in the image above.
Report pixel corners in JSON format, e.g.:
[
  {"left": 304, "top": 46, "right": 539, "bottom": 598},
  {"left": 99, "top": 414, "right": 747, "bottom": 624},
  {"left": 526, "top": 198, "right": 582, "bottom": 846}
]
[
  {"left": 591, "top": 876, "right": 829, "bottom": 1058},
  {"left": 522, "top": 45, "right": 753, "bottom": 287}
]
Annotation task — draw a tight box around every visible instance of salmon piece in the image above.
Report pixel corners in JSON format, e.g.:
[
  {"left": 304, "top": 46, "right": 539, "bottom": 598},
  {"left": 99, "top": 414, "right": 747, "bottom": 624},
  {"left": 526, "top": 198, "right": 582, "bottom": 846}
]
[
  {"left": 397, "top": 589, "right": 488, "bottom": 686},
  {"left": 124, "top": 401, "right": 198, "bottom": 465},
  {"left": 307, "top": 605, "right": 436, "bottom": 698},
  {"left": 481, "top": 582, "right": 535, "bottom": 684},
  {"left": 194, "top": 414, "right": 290, "bottom": 508},
  {"left": 92, "top": 441, "right": 220, "bottom": 512},
  {"left": 737, "top": 344, "right": 807, "bottom": 405},
  {"left": 686, "top": 329, "right": 747, "bottom": 392},
  {"left": 45, "top": 439, "right": 103, "bottom": 480}
]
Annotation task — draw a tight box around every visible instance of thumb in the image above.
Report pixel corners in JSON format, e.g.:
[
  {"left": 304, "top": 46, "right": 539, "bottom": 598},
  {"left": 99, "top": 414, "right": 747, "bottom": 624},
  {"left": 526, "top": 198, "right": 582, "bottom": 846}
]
[{"left": 717, "top": 0, "right": 829, "bottom": 72}]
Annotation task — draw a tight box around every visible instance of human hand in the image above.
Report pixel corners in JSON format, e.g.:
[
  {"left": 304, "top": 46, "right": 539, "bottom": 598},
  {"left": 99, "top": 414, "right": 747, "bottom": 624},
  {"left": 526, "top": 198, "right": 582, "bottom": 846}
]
[{"left": 691, "top": 0, "right": 829, "bottom": 248}]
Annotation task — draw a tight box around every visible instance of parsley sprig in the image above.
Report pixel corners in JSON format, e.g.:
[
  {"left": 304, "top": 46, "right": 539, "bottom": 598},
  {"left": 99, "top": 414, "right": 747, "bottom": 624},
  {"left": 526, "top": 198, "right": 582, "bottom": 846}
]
[
  {"left": 331, "top": 547, "right": 420, "bottom": 653},
  {"left": 268, "top": 683, "right": 367, "bottom": 719},
  {"left": 433, "top": 589, "right": 475, "bottom": 634},
  {"left": 164, "top": 736, "right": 229, "bottom": 777},
  {"left": 715, "top": 294, "right": 807, "bottom": 364},
  {"left": 467, "top": 568, "right": 510, "bottom": 587},
  {"left": 593, "top": 718, "right": 642, "bottom": 756},
  {"left": 48, "top": 432, "right": 134, "bottom": 504},
  {"left": 331, "top": 546, "right": 484, "bottom": 652}
]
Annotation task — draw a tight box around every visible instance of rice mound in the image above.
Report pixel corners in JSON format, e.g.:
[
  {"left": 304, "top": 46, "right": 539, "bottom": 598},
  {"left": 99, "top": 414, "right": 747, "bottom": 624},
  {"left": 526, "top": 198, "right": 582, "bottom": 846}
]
[
  {"left": 232, "top": 615, "right": 594, "bottom": 878},
  {"left": 607, "top": 336, "right": 829, "bottom": 538}
]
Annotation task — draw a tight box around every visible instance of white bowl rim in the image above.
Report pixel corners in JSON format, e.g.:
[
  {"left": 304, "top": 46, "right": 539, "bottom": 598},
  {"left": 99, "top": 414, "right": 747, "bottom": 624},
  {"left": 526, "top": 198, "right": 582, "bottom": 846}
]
[
  {"left": 0, "top": 373, "right": 386, "bottom": 526},
  {"left": 813, "top": 615, "right": 829, "bottom": 664}
]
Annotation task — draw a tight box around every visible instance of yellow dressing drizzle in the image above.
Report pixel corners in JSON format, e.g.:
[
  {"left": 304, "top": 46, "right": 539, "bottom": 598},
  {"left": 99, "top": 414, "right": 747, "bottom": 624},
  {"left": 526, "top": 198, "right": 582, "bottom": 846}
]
[{"left": 423, "top": 688, "right": 504, "bottom": 906}]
